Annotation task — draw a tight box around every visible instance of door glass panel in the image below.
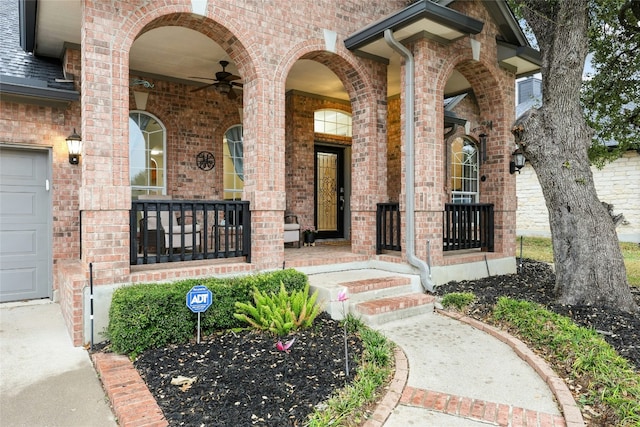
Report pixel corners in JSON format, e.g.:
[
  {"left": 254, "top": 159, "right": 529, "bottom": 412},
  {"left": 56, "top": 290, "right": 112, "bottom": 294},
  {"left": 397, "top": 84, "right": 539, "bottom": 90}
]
[{"left": 316, "top": 152, "right": 338, "bottom": 232}]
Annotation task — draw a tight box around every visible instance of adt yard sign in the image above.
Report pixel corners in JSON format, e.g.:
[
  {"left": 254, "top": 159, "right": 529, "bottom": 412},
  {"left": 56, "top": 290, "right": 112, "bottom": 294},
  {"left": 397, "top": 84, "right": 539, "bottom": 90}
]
[
  {"left": 186, "top": 285, "right": 212, "bottom": 344},
  {"left": 186, "top": 285, "right": 212, "bottom": 313}
]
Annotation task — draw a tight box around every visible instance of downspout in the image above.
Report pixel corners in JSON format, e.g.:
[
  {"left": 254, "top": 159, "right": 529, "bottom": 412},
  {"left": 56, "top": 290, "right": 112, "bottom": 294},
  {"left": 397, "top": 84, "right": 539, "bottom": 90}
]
[{"left": 384, "top": 29, "right": 434, "bottom": 293}]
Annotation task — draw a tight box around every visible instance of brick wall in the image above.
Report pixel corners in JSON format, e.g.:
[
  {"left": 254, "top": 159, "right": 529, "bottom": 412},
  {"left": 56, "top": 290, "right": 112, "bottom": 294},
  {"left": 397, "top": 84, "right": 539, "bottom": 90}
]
[
  {"left": 1, "top": 0, "right": 524, "bottom": 344},
  {"left": 516, "top": 151, "right": 640, "bottom": 243}
]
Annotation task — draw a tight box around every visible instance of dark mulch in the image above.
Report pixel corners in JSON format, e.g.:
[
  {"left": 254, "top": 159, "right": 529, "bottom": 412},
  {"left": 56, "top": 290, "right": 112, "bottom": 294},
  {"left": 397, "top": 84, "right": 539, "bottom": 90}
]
[
  {"left": 434, "top": 259, "right": 640, "bottom": 372},
  {"left": 133, "top": 313, "right": 363, "bottom": 427}
]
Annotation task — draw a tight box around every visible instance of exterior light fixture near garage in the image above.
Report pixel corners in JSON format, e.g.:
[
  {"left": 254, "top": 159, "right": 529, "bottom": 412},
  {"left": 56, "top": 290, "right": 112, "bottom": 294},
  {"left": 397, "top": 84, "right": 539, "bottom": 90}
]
[{"left": 66, "top": 128, "right": 82, "bottom": 165}]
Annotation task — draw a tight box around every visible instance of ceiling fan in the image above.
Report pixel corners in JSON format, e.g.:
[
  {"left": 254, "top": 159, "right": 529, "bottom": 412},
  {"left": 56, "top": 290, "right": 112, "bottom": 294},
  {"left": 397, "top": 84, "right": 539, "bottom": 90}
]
[{"left": 190, "top": 60, "right": 242, "bottom": 99}]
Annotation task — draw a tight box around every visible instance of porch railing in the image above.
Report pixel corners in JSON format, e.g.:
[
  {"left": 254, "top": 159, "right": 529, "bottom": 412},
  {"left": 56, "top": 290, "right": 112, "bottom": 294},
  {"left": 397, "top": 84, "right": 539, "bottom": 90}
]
[
  {"left": 130, "top": 200, "right": 251, "bottom": 265},
  {"left": 376, "top": 203, "right": 401, "bottom": 254},
  {"left": 443, "top": 203, "right": 494, "bottom": 252}
]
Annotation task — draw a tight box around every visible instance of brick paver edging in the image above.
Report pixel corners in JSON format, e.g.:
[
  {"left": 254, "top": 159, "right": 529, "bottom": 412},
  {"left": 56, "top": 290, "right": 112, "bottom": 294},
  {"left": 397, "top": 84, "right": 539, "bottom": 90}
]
[
  {"left": 436, "top": 309, "right": 585, "bottom": 427},
  {"left": 92, "top": 352, "right": 168, "bottom": 427},
  {"left": 400, "top": 385, "right": 567, "bottom": 427}
]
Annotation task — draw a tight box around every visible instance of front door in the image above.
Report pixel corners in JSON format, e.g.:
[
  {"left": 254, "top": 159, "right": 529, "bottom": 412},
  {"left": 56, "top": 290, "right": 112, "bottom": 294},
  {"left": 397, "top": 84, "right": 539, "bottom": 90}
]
[
  {"left": 0, "top": 147, "right": 51, "bottom": 302},
  {"left": 314, "top": 146, "right": 344, "bottom": 239}
]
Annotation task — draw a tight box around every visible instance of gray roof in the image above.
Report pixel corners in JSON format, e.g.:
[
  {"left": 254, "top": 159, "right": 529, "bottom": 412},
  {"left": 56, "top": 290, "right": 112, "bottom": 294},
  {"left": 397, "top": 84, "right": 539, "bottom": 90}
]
[{"left": 0, "top": 0, "right": 78, "bottom": 103}]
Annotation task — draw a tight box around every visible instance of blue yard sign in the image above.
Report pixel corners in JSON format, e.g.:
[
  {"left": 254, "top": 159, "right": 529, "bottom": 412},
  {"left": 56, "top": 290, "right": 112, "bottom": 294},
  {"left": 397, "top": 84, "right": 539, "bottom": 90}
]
[
  {"left": 186, "top": 285, "right": 212, "bottom": 313},
  {"left": 186, "top": 285, "right": 212, "bottom": 344}
]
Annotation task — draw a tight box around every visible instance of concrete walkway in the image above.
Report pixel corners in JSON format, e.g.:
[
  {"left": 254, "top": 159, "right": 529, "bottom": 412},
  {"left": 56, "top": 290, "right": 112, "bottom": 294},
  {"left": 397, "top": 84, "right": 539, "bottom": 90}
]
[
  {"left": 0, "top": 300, "right": 116, "bottom": 427},
  {"left": 374, "top": 311, "right": 570, "bottom": 426}
]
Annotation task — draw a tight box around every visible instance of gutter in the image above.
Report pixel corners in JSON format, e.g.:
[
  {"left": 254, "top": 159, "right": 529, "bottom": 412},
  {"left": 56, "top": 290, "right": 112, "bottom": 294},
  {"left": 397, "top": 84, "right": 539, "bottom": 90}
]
[{"left": 383, "top": 29, "right": 434, "bottom": 293}]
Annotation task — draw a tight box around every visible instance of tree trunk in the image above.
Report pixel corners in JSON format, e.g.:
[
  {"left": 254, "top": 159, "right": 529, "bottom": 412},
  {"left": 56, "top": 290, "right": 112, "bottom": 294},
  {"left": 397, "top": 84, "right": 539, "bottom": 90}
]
[{"left": 515, "top": 0, "right": 637, "bottom": 312}]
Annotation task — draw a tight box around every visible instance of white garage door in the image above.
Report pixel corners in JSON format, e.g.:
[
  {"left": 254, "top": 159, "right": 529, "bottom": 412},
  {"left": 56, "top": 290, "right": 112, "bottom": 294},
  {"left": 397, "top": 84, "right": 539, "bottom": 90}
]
[{"left": 0, "top": 147, "right": 51, "bottom": 302}]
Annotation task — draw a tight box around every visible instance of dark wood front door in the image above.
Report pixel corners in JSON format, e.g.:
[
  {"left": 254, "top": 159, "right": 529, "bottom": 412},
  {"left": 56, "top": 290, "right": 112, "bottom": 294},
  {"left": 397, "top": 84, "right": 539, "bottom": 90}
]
[{"left": 314, "top": 146, "right": 344, "bottom": 239}]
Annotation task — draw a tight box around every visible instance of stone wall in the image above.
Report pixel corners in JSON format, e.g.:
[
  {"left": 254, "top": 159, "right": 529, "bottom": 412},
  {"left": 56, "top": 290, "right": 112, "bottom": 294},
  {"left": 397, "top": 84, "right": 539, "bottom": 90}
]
[{"left": 516, "top": 150, "right": 640, "bottom": 243}]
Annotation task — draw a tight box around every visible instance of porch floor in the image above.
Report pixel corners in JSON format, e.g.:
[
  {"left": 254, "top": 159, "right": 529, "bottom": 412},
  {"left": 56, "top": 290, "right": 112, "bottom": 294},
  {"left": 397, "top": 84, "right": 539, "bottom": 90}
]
[{"left": 283, "top": 240, "right": 402, "bottom": 269}]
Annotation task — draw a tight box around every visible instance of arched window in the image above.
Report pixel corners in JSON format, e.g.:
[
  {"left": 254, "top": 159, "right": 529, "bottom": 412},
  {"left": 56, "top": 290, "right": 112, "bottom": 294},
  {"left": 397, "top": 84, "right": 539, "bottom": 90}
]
[
  {"left": 450, "top": 136, "right": 479, "bottom": 203},
  {"left": 314, "top": 109, "right": 352, "bottom": 137},
  {"left": 223, "top": 124, "right": 243, "bottom": 200},
  {"left": 129, "top": 111, "right": 166, "bottom": 197}
]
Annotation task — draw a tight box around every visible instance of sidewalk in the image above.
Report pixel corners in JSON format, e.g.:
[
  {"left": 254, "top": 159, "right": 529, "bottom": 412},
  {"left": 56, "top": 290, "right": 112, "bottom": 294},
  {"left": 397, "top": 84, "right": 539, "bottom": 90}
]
[{"left": 0, "top": 300, "right": 116, "bottom": 427}]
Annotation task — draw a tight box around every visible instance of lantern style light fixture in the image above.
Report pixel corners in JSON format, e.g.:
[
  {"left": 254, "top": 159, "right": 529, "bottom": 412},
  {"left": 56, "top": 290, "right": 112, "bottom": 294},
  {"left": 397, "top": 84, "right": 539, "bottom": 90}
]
[
  {"left": 66, "top": 128, "right": 82, "bottom": 165},
  {"left": 509, "top": 147, "right": 526, "bottom": 174}
]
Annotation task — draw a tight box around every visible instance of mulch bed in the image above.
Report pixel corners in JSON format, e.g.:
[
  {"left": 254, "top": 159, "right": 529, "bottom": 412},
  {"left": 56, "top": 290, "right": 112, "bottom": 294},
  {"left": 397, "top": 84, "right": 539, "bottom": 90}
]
[{"left": 133, "top": 313, "right": 363, "bottom": 427}]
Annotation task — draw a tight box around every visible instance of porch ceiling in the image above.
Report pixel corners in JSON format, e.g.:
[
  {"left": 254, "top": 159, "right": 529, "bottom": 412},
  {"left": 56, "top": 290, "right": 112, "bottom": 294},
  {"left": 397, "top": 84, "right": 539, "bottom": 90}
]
[{"left": 27, "top": 0, "right": 539, "bottom": 102}]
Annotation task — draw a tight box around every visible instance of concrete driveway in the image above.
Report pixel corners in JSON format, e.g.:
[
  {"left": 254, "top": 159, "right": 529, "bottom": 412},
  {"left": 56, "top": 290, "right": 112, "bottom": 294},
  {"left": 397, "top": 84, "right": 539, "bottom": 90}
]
[{"left": 0, "top": 300, "right": 116, "bottom": 427}]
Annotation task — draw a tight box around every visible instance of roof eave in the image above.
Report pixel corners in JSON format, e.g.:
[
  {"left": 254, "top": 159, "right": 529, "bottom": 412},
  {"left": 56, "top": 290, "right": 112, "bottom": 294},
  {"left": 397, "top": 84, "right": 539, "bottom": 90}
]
[
  {"left": 497, "top": 41, "right": 541, "bottom": 77},
  {"left": 0, "top": 81, "right": 79, "bottom": 107},
  {"left": 344, "top": 0, "right": 483, "bottom": 51}
]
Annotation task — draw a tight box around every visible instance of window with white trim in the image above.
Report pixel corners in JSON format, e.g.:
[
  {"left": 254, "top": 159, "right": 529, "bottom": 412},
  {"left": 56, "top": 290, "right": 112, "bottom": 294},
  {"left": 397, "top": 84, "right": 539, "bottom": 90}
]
[
  {"left": 314, "top": 109, "right": 352, "bottom": 137},
  {"left": 129, "top": 111, "right": 166, "bottom": 198},
  {"left": 223, "top": 124, "right": 244, "bottom": 200},
  {"left": 450, "top": 136, "right": 479, "bottom": 203}
]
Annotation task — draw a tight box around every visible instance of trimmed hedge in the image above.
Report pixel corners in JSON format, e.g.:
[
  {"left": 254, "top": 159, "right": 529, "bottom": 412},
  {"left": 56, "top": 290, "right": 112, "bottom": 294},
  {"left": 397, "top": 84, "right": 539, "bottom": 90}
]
[{"left": 107, "top": 269, "right": 307, "bottom": 357}]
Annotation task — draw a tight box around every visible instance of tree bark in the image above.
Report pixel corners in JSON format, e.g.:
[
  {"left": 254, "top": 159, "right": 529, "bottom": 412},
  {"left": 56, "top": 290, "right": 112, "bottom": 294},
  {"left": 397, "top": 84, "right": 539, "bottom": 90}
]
[{"left": 515, "top": 0, "right": 637, "bottom": 312}]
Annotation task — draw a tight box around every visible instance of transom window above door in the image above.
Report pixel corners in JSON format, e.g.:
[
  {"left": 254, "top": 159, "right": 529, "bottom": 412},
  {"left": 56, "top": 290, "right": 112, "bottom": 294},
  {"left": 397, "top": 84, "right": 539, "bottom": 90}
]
[
  {"left": 314, "top": 109, "right": 352, "bottom": 137},
  {"left": 450, "top": 136, "right": 479, "bottom": 204},
  {"left": 129, "top": 111, "right": 166, "bottom": 198}
]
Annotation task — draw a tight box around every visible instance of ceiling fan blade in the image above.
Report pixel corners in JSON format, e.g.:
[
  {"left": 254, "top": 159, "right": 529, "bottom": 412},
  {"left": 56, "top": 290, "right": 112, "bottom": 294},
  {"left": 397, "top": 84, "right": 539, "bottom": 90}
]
[
  {"left": 222, "top": 74, "right": 241, "bottom": 82},
  {"left": 231, "top": 82, "right": 243, "bottom": 88},
  {"left": 191, "top": 83, "right": 215, "bottom": 92},
  {"left": 227, "top": 88, "right": 237, "bottom": 100}
]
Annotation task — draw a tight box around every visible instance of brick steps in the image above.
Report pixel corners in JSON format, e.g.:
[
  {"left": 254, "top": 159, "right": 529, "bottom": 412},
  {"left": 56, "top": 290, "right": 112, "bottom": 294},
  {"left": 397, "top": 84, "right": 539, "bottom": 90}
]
[
  {"left": 353, "top": 292, "right": 435, "bottom": 326},
  {"left": 309, "top": 271, "right": 434, "bottom": 326}
]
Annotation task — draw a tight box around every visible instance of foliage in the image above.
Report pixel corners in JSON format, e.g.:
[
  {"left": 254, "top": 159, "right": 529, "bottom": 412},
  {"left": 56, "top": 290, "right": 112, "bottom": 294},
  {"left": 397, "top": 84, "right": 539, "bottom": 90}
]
[
  {"left": 583, "top": 0, "right": 640, "bottom": 166},
  {"left": 441, "top": 292, "right": 476, "bottom": 311},
  {"left": 302, "top": 225, "right": 317, "bottom": 234},
  {"left": 106, "top": 269, "right": 307, "bottom": 358},
  {"left": 306, "top": 326, "right": 394, "bottom": 426},
  {"left": 234, "top": 282, "right": 322, "bottom": 336},
  {"left": 493, "top": 297, "right": 640, "bottom": 426}
]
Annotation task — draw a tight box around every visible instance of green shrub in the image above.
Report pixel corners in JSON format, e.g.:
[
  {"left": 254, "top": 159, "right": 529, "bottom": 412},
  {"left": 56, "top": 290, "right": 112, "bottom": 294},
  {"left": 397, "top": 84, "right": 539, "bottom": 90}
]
[
  {"left": 441, "top": 292, "right": 476, "bottom": 311},
  {"left": 234, "top": 282, "right": 322, "bottom": 336},
  {"left": 493, "top": 297, "right": 640, "bottom": 426},
  {"left": 107, "top": 269, "right": 308, "bottom": 357}
]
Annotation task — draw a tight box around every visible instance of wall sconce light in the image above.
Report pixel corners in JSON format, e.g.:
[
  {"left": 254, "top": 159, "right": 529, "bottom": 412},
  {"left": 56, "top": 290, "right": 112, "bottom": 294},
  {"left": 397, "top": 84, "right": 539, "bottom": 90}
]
[
  {"left": 478, "top": 133, "right": 488, "bottom": 163},
  {"left": 66, "top": 128, "right": 82, "bottom": 165},
  {"left": 472, "top": 120, "right": 492, "bottom": 164},
  {"left": 510, "top": 147, "right": 526, "bottom": 174}
]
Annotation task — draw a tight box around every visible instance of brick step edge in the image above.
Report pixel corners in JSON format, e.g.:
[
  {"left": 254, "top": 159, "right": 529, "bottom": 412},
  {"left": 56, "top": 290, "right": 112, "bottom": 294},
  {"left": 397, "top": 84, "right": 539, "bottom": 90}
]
[
  {"left": 355, "top": 293, "right": 435, "bottom": 315},
  {"left": 92, "top": 352, "right": 168, "bottom": 427},
  {"left": 341, "top": 276, "right": 412, "bottom": 294}
]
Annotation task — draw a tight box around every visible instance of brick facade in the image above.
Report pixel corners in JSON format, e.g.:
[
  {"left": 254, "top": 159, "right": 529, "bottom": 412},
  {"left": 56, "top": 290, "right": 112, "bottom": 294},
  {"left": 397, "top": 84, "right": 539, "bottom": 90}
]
[{"left": 1, "top": 0, "right": 522, "bottom": 344}]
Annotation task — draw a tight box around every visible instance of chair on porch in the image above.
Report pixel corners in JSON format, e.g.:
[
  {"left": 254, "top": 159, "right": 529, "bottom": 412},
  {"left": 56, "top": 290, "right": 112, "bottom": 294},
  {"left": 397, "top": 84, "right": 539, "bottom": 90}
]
[
  {"left": 138, "top": 195, "right": 201, "bottom": 253},
  {"left": 284, "top": 213, "right": 301, "bottom": 248}
]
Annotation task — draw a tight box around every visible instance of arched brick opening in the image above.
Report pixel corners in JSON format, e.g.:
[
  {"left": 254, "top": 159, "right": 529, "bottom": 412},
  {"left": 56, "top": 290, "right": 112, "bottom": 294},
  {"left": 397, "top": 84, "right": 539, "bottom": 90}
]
[{"left": 277, "top": 42, "right": 387, "bottom": 255}]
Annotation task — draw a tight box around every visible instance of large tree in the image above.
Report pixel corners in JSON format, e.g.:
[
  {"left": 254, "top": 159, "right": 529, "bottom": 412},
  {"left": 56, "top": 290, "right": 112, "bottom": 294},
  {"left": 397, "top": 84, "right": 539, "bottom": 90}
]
[{"left": 511, "top": 0, "right": 637, "bottom": 312}]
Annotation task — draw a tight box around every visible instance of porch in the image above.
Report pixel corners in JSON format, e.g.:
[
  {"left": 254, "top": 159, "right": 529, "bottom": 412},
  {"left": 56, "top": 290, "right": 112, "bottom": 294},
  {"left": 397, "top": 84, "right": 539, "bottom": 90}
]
[{"left": 130, "top": 200, "right": 496, "bottom": 269}]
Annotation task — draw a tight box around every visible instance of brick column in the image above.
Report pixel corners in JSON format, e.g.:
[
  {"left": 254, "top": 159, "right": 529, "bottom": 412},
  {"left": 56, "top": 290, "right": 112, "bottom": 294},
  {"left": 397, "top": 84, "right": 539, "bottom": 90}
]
[{"left": 242, "top": 75, "right": 287, "bottom": 270}]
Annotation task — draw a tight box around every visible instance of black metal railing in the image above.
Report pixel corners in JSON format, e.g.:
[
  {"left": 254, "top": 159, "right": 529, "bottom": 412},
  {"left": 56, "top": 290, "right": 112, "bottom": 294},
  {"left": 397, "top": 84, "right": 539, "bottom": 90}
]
[
  {"left": 376, "top": 202, "right": 401, "bottom": 254},
  {"left": 130, "top": 200, "right": 251, "bottom": 265},
  {"left": 443, "top": 203, "right": 494, "bottom": 252}
]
